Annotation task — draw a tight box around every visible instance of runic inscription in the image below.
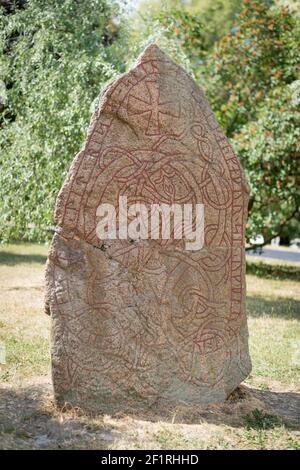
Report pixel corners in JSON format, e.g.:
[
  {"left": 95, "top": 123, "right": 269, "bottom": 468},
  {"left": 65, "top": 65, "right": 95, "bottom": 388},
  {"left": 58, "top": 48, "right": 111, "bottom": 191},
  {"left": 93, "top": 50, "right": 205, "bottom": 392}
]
[{"left": 45, "top": 44, "right": 251, "bottom": 411}]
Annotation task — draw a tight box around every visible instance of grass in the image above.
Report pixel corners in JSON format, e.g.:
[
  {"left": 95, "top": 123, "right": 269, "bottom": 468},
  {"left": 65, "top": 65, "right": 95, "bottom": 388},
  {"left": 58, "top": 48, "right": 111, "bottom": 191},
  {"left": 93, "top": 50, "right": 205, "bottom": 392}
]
[
  {"left": 0, "top": 243, "right": 48, "bottom": 266},
  {"left": 0, "top": 243, "right": 50, "bottom": 384},
  {"left": 0, "top": 335, "right": 49, "bottom": 383},
  {"left": 245, "top": 265, "right": 300, "bottom": 387},
  {"left": 246, "top": 257, "right": 300, "bottom": 281},
  {"left": 243, "top": 409, "right": 282, "bottom": 430},
  {"left": 0, "top": 243, "right": 299, "bottom": 449}
]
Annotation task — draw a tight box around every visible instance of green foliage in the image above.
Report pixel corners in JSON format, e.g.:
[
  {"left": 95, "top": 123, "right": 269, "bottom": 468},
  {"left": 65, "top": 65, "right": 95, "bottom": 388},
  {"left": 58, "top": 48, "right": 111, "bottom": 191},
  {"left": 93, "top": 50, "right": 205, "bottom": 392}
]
[
  {"left": 126, "top": 4, "right": 195, "bottom": 76},
  {"left": 203, "top": 1, "right": 300, "bottom": 243},
  {"left": 138, "top": 0, "right": 246, "bottom": 45},
  {"left": 150, "top": 1, "right": 299, "bottom": 244},
  {"left": 246, "top": 259, "right": 300, "bottom": 281},
  {"left": 0, "top": 0, "right": 126, "bottom": 241},
  {"left": 0, "top": 334, "right": 50, "bottom": 382},
  {"left": 197, "top": 0, "right": 245, "bottom": 41},
  {"left": 203, "top": 1, "right": 299, "bottom": 133},
  {"left": 243, "top": 409, "right": 282, "bottom": 430},
  {"left": 234, "top": 83, "right": 299, "bottom": 241},
  {"left": 280, "top": 214, "right": 300, "bottom": 240},
  {"left": 153, "top": 9, "right": 209, "bottom": 70}
]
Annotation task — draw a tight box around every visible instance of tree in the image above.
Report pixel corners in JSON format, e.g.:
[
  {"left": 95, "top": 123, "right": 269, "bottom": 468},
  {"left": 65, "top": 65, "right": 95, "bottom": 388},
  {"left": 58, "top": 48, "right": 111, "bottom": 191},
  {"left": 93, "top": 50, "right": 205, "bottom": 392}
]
[
  {"left": 138, "top": 0, "right": 246, "bottom": 45},
  {"left": 201, "top": 1, "right": 300, "bottom": 246},
  {"left": 0, "top": 0, "right": 126, "bottom": 242},
  {"left": 155, "top": 0, "right": 299, "bottom": 246}
]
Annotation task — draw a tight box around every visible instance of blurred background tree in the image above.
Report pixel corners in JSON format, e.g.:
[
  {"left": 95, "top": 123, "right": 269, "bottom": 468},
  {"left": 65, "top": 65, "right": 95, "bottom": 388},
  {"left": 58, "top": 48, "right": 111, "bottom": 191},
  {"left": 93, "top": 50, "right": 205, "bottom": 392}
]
[
  {"left": 137, "top": 0, "right": 245, "bottom": 44},
  {"left": 0, "top": 0, "right": 299, "bottom": 246},
  {"left": 201, "top": 1, "right": 300, "bottom": 245},
  {"left": 0, "top": 0, "right": 127, "bottom": 241}
]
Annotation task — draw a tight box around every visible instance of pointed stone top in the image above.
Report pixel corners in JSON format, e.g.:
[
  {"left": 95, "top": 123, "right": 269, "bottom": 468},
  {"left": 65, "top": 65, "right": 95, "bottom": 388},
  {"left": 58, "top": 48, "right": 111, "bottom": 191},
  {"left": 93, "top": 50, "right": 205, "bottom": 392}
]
[
  {"left": 47, "top": 35, "right": 251, "bottom": 413},
  {"left": 137, "top": 43, "right": 170, "bottom": 63}
]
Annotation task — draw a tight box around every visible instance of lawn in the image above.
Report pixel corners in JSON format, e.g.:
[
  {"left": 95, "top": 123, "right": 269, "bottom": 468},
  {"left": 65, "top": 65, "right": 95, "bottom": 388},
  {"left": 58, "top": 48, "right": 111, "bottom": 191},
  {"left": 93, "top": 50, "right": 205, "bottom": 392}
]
[{"left": 0, "top": 244, "right": 299, "bottom": 449}]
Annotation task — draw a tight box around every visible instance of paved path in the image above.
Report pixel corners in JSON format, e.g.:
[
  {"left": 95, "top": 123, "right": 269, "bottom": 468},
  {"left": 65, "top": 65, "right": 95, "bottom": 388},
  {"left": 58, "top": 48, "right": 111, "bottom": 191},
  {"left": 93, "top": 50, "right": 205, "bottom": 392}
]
[{"left": 247, "top": 248, "right": 300, "bottom": 263}]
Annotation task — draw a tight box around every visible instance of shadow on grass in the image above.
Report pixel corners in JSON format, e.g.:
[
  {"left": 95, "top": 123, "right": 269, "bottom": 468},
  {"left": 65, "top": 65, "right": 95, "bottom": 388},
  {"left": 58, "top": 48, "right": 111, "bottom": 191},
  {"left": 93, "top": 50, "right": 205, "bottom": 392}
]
[
  {"left": 247, "top": 296, "right": 300, "bottom": 320},
  {"left": 0, "top": 251, "right": 47, "bottom": 266},
  {"left": 244, "top": 388, "right": 300, "bottom": 430},
  {"left": 246, "top": 260, "right": 300, "bottom": 281},
  {"left": 0, "top": 383, "right": 115, "bottom": 450},
  {"left": 0, "top": 381, "right": 299, "bottom": 450},
  {"left": 117, "top": 386, "right": 300, "bottom": 430}
]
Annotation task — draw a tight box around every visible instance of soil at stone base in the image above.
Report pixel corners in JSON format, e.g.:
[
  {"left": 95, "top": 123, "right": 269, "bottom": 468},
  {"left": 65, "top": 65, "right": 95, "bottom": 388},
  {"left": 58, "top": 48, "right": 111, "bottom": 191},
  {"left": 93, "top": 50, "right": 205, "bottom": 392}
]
[{"left": 0, "top": 375, "right": 299, "bottom": 449}]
